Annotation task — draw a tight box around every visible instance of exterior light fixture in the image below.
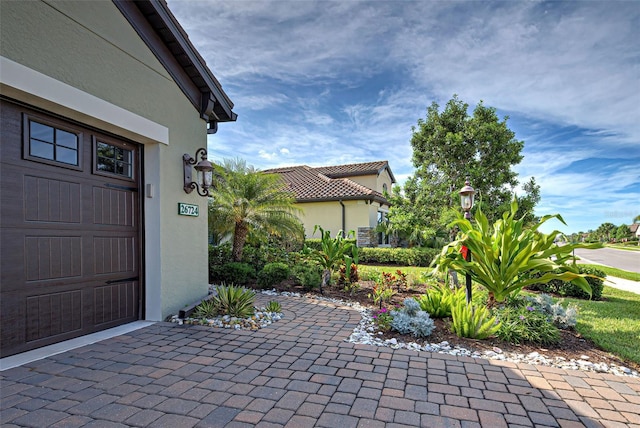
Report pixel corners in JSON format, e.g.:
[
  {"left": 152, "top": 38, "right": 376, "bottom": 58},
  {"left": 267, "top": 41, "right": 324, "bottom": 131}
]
[
  {"left": 459, "top": 179, "right": 475, "bottom": 219},
  {"left": 183, "top": 148, "right": 214, "bottom": 197},
  {"left": 459, "top": 179, "right": 475, "bottom": 304}
]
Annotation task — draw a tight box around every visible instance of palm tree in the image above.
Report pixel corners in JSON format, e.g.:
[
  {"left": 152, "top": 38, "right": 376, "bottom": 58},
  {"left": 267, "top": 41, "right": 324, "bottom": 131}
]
[{"left": 210, "top": 158, "right": 303, "bottom": 262}]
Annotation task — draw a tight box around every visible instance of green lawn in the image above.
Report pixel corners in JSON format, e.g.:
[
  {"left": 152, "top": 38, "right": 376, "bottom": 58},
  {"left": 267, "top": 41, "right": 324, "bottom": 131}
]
[
  {"left": 606, "top": 243, "right": 640, "bottom": 252},
  {"left": 361, "top": 263, "right": 640, "bottom": 366},
  {"left": 563, "top": 286, "right": 640, "bottom": 365},
  {"left": 579, "top": 263, "right": 640, "bottom": 282},
  {"left": 359, "top": 264, "right": 431, "bottom": 285}
]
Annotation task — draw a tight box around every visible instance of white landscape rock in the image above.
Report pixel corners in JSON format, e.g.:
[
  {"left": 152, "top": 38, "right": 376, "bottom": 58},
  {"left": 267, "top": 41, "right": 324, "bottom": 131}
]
[{"left": 344, "top": 305, "right": 638, "bottom": 378}]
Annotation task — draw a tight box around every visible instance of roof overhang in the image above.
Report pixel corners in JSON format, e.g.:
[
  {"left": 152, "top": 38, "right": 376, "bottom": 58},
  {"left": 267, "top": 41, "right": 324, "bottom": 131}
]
[
  {"left": 296, "top": 195, "right": 391, "bottom": 206},
  {"left": 114, "top": 0, "right": 236, "bottom": 133}
]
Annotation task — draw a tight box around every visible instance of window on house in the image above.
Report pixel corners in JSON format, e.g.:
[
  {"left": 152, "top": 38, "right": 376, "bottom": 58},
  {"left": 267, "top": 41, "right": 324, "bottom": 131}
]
[
  {"left": 382, "top": 183, "right": 388, "bottom": 194},
  {"left": 28, "top": 120, "right": 79, "bottom": 166},
  {"left": 95, "top": 141, "right": 133, "bottom": 178}
]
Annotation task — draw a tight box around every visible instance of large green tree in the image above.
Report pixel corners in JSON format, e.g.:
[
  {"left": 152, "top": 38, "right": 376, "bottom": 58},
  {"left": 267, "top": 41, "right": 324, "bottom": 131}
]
[
  {"left": 389, "top": 95, "right": 539, "bottom": 239},
  {"left": 209, "top": 158, "right": 303, "bottom": 261},
  {"left": 595, "top": 222, "right": 616, "bottom": 242},
  {"left": 615, "top": 224, "right": 630, "bottom": 240}
]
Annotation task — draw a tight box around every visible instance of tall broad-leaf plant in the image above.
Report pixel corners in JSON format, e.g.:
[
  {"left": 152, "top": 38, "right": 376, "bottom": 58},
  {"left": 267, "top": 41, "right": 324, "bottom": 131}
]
[
  {"left": 432, "top": 199, "right": 602, "bottom": 307},
  {"left": 304, "top": 225, "right": 355, "bottom": 294}
]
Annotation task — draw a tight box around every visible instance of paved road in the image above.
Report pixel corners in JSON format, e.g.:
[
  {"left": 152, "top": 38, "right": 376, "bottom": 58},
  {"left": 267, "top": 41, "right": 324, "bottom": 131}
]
[{"left": 574, "top": 247, "right": 640, "bottom": 273}]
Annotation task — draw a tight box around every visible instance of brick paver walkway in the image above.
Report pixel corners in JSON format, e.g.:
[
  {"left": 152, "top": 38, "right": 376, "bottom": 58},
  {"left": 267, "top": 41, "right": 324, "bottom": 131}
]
[{"left": 1, "top": 295, "right": 639, "bottom": 427}]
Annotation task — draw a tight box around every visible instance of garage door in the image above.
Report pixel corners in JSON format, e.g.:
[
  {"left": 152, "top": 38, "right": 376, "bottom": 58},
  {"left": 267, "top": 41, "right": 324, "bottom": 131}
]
[{"left": 0, "top": 99, "right": 142, "bottom": 357}]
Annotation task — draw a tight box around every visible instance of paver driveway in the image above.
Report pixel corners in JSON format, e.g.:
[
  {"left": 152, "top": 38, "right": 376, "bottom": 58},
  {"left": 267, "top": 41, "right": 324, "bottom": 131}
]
[{"left": 1, "top": 294, "right": 639, "bottom": 427}]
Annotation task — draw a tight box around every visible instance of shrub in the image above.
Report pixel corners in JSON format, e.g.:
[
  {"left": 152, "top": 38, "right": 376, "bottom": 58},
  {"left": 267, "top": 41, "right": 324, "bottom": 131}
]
[
  {"left": 213, "top": 285, "right": 255, "bottom": 318},
  {"left": 291, "top": 264, "right": 322, "bottom": 291},
  {"left": 241, "top": 241, "right": 293, "bottom": 272},
  {"left": 389, "top": 298, "right": 435, "bottom": 338},
  {"left": 257, "top": 262, "right": 290, "bottom": 288},
  {"left": 495, "top": 305, "right": 561, "bottom": 345},
  {"left": 451, "top": 301, "right": 500, "bottom": 339},
  {"left": 403, "top": 298, "right": 421, "bottom": 315},
  {"left": 563, "top": 266, "right": 604, "bottom": 299},
  {"left": 525, "top": 294, "right": 578, "bottom": 329},
  {"left": 525, "top": 266, "right": 605, "bottom": 300},
  {"left": 264, "top": 301, "right": 282, "bottom": 313},
  {"left": 210, "top": 262, "right": 255, "bottom": 285},
  {"left": 338, "top": 263, "right": 359, "bottom": 285},
  {"left": 209, "top": 243, "right": 233, "bottom": 266},
  {"left": 359, "top": 247, "right": 438, "bottom": 267},
  {"left": 416, "top": 283, "right": 466, "bottom": 318}
]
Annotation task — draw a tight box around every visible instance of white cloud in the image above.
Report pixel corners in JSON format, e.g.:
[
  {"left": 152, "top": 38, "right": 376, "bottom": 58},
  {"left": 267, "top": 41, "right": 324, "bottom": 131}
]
[
  {"left": 390, "top": 2, "right": 640, "bottom": 144},
  {"left": 176, "top": 0, "right": 639, "bottom": 234}
]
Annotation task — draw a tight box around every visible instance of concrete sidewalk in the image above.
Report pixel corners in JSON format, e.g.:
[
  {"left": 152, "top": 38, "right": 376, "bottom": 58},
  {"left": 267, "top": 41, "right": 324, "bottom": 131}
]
[
  {"left": 604, "top": 276, "right": 640, "bottom": 295},
  {"left": 1, "top": 294, "right": 639, "bottom": 427},
  {"left": 576, "top": 257, "right": 639, "bottom": 295}
]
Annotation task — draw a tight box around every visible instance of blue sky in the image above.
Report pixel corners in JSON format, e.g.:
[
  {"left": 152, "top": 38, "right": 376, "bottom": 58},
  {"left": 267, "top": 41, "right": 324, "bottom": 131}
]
[{"left": 169, "top": 0, "right": 639, "bottom": 234}]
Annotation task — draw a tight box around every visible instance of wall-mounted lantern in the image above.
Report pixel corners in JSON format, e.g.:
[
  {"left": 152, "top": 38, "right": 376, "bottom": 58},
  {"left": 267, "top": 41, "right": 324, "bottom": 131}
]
[{"left": 183, "top": 148, "right": 213, "bottom": 197}]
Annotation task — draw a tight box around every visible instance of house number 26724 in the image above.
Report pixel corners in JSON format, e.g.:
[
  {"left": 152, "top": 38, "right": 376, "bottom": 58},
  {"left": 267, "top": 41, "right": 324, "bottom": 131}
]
[{"left": 178, "top": 203, "right": 199, "bottom": 217}]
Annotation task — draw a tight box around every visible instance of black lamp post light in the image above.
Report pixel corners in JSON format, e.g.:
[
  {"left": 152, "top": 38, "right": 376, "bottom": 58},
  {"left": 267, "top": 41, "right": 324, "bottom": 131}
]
[{"left": 459, "top": 180, "right": 475, "bottom": 304}]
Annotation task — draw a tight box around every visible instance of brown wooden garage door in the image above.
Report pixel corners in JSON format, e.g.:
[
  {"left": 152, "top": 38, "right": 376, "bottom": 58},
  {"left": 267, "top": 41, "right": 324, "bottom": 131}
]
[{"left": 0, "top": 99, "right": 142, "bottom": 357}]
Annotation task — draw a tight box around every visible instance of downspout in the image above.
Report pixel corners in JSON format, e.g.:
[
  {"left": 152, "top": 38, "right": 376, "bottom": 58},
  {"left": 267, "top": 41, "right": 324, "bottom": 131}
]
[{"left": 339, "top": 200, "right": 346, "bottom": 233}]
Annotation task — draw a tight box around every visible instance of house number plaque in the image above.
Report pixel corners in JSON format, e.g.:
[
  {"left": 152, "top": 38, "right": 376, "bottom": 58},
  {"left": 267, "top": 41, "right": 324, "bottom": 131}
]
[{"left": 178, "top": 203, "right": 199, "bottom": 217}]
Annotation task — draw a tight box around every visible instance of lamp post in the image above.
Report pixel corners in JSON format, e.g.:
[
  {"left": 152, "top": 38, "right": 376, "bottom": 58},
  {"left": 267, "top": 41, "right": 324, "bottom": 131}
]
[{"left": 459, "top": 180, "right": 475, "bottom": 304}]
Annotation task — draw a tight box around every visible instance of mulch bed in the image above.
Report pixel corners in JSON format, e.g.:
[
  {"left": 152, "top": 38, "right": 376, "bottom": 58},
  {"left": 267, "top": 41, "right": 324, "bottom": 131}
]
[{"left": 245, "top": 279, "right": 640, "bottom": 372}]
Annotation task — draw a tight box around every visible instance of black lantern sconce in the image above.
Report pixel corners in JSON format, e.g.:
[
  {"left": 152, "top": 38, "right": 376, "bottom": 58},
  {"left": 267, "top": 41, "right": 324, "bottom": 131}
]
[{"left": 183, "top": 148, "right": 214, "bottom": 197}]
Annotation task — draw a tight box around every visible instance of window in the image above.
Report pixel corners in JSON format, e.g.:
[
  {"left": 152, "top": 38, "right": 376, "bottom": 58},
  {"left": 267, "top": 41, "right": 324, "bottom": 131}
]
[
  {"left": 95, "top": 141, "right": 133, "bottom": 178},
  {"left": 382, "top": 183, "right": 388, "bottom": 194},
  {"left": 28, "top": 120, "right": 79, "bottom": 166}
]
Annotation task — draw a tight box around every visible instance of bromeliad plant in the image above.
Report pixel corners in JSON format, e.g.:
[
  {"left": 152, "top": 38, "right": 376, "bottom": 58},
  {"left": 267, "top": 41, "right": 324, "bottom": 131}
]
[{"left": 432, "top": 199, "right": 602, "bottom": 307}]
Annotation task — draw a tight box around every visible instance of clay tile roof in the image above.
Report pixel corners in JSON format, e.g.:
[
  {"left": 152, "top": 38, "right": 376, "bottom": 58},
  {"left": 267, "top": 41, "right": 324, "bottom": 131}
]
[
  {"left": 263, "top": 161, "right": 393, "bottom": 205},
  {"left": 314, "top": 160, "right": 396, "bottom": 183}
]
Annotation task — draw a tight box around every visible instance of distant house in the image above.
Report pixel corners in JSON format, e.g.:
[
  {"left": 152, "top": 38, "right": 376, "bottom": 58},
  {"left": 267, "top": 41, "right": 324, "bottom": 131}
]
[
  {"left": 630, "top": 223, "right": 640, "bottom": 239},
  {"left": 0, "top": 1, "right": 236, "bottom": 357},
  {"left": 264, "top": 161, "right": 396, "bottom": 247}
]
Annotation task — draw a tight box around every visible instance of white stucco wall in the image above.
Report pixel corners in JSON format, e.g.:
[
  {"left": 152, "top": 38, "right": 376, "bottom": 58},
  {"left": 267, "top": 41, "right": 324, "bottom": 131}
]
[{"left": 0, "top": 0, "right": 215, "bottom": 319}]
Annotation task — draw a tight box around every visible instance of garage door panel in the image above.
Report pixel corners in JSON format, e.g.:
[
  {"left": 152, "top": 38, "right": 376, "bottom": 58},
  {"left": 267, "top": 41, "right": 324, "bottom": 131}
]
[
  {"left": 94, "top": 281, "right": 138, "bottom": 326},
  {"left": 25, "top": 175, "right": 82, "bottom": 223},
  {"left": 25, "top": 236, "right": 83, "bottom": 281},
  {"left": 93, "top": 186, "right": 136, "bottom": 227},
  {"left": 25, "top": 290, "right": 83, "bottom": 342},
  {"left": 93, "top": 236, "right": 137, "bottom": 275}
]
